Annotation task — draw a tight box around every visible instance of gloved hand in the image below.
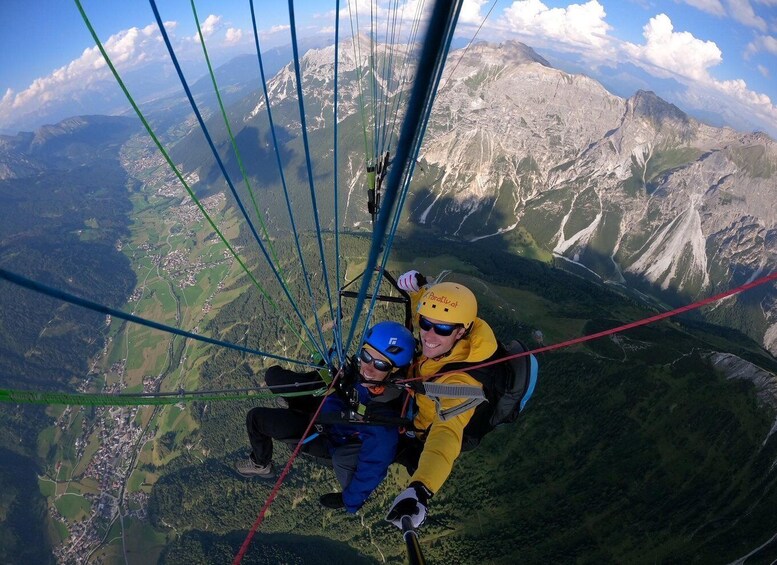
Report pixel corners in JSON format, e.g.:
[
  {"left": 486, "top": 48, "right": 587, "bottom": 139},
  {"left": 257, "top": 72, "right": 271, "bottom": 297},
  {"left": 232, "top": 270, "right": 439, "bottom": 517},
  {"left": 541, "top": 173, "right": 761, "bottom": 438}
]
[
  {"left": 335, "top": 355, "right": 359, "bottom": 393},
  {"left": 319, "top": 492, "right": 345, "bottom": 509},
  {"left": 385, "top": 482, "right": 432, "bottom": 529},
  {"left": 397, "top": 270, "right": 425, "bottom": 293}
]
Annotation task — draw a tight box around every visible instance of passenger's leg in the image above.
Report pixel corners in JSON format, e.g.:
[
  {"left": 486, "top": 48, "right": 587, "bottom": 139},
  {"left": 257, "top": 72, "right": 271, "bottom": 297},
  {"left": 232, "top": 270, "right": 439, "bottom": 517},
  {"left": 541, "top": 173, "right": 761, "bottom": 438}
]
[
  {"left": 331, "top": 441, "right": 362, "bottom": 489},
  {"left": 246, "top": 407, "right": 311, "bottom": 466},
  {"left": 265, "top": 365, "right": 325, "bottom": 413}
]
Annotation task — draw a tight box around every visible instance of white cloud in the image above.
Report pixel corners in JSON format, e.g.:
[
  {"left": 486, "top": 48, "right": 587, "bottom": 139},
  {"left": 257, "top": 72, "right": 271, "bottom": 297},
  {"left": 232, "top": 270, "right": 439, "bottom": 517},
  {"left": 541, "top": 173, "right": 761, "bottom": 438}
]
[
  {"left": 5, "top": 23, "right": 164, "bottom": 113},
  {"left": 679, "top": 80, "right": 777, "bottom": 133},
  {"left": 201, "top": 14, "right": 222, "bottom": 38},
  {"left": 460, "top": 0, "right": 490, "bottom": 25},
  {"left": 716, "top": 77, "right": 772, "bottom": 106},
  {"left": 502, "top": 0, "right": 612, "bottom": 50},
  {"left": 225, "top": 27, "right": 243, "bottom": 44},
  {"left": 757, "top": 63, "right": 769, "bottom": 76},
  {"left": 268, "top": 24, "right": 291, "bottom": 35},
  {"left": 745, "top": 34, "right": 777, "bottom": 57},
  {"left": 0, "top": 22, "right": 184, "bottom": 129},
  {"left": 724, "top": 0, "right": 768, "bottom": 31},
  {"left": 681, "top": 0, "right": 726, "bottom": 16},
  {"left": 624, "top": 14, "right": 722, "bottom": 81},
  {"left": 623, "top": 14, "right": 777, "bottom": 134}
]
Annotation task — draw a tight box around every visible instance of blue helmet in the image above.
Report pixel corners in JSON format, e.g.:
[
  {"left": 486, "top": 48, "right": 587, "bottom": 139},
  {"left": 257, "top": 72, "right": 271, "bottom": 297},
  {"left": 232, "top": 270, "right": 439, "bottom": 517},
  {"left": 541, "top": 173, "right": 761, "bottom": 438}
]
[{"left": 363, "top": 321, "right": 416, "bottom": 368}]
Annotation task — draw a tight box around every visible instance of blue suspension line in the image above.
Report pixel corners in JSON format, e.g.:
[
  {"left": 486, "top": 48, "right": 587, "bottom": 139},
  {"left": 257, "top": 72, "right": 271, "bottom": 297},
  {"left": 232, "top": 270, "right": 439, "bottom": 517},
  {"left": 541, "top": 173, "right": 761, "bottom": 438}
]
[
  {"left": 386, "top": 0, "right": 463, "bottom": 240},
  {"left": 287, "top": 0, "right": 338, "bottom": 344},
  {"left": 333, "top": 0, "right": 345, "bottom": 365},
  {"left": 376, "top": 0, "right": 402, "bottom": 159},
  {"left": 370, "top": 1, "right": 379, "bottom": 169},
  {"left": 148, "top": 0, "right": 325, "bottom": 358},
  {"left": 0, "top": 269, "right": 316, "bottom": 368},
  {"left": 374, "top": 0, "right": 464, "bottom": 293},
  {"left": 248, "top": 0, "right": 331, "bottom": 359},
  {"left": 374, "top": 0, "right": 389, "bottom": 159},
  {"left": 386, "top": 0, "right": 427, "bottom": 161},
  {"left": 346, "top": 0, "right": 465, "bottom": 352}
]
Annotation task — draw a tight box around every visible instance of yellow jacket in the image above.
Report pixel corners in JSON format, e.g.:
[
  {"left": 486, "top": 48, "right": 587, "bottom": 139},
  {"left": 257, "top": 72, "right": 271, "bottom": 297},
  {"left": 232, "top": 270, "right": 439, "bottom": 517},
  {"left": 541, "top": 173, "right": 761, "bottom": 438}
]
[{"left": 408, "top": 289, "right": 498, "bottom": 493}]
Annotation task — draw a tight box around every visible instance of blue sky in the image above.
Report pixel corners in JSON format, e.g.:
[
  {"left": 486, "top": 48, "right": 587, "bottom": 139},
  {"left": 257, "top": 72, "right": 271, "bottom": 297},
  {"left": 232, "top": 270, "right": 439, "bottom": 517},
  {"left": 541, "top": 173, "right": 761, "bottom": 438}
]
[{"left": 1, "top": 0, "right": 776, "bottom": 136}]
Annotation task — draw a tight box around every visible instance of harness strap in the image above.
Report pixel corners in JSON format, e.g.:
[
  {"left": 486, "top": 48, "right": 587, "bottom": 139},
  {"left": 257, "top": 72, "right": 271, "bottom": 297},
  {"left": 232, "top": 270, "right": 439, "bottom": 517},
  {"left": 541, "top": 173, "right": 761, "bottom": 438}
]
[{"left": 420, "top": 382, "right": 487, "bottom": 422}]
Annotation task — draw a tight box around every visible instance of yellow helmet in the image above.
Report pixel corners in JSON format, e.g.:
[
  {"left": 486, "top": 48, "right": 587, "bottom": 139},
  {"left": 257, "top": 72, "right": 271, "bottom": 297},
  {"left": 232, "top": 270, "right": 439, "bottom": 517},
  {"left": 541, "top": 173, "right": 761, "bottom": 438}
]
[{"left": 418, "top": 282, "right": 477, "bottom": 328}]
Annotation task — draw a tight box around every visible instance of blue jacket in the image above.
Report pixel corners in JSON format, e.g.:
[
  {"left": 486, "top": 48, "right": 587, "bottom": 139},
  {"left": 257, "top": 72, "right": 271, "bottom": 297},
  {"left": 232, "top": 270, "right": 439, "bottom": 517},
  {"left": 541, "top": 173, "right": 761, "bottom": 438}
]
[{"left": 318, "top": 383, "right": 401, "bottom": 512}]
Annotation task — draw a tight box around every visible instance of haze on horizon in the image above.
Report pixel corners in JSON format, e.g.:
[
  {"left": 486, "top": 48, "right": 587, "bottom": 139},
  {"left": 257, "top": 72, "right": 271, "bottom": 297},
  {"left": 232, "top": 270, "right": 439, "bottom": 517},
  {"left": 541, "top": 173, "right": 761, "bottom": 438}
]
[{"left": 0, "top": 0, "right": 775, "bottom": 139}]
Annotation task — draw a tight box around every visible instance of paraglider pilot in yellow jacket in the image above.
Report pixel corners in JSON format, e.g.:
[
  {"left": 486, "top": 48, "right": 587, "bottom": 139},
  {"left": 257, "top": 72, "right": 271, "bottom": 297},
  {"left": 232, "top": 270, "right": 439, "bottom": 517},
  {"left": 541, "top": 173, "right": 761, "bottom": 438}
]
[{"left": 386, "top": 272, "right": 497, "bottom": 530}]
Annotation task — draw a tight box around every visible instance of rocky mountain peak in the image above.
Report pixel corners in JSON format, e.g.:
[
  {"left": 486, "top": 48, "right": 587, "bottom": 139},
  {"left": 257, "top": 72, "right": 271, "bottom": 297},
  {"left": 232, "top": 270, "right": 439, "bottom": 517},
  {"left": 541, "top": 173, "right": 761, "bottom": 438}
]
[
  {"left": 626, "top": 90, "right": 693, "bottom": 132},
  {"left": 465, "top": 40, "right": 551, "bottom": 67},
  {"left": 402, "top": 44, "right": 777, "bottom": 354}
]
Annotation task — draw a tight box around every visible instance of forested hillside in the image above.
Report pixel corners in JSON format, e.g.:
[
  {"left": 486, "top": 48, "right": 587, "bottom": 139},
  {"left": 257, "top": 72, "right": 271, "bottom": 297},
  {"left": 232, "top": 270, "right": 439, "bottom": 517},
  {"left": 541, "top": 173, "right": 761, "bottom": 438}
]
[
  {"left": 146, "top": 232, "right": 777, "bottom": 564},
  {"left": 0, "top": 117, "right": 138, "bottom": 563}
]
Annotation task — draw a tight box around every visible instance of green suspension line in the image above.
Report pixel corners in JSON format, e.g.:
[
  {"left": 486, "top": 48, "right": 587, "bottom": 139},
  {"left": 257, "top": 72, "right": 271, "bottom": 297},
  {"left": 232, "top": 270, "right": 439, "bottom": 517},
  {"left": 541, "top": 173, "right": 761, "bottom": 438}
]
[
  {"left": 75, "top": 0, "right": 316, "bottom": 356},
  {"left": 191, "top": 1, "right": 284, "bottom": 274},
  {"left": 0, "top": 387, "right": 327, "bottom": 407}
]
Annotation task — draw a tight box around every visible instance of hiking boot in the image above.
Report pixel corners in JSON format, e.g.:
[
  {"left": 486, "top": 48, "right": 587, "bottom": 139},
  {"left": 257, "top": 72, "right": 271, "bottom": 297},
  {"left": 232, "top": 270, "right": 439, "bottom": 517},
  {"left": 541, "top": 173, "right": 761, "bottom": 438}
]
[{"left": 235, "top": 457, "right": 275, "bottom": 479}]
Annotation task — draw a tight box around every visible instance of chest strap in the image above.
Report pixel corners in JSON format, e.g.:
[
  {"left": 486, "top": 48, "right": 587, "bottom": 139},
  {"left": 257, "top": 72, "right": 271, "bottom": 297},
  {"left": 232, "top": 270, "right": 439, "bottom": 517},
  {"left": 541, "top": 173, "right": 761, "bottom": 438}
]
[{"left": 419, "top": 382, "right": 486, "bottom": 422}]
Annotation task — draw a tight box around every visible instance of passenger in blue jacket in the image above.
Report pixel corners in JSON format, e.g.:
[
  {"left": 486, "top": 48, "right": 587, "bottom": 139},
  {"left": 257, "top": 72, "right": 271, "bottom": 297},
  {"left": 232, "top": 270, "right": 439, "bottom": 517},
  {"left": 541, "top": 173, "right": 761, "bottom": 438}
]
[{"left": 236, "top": 321, "right": 416, "bottom": 513}]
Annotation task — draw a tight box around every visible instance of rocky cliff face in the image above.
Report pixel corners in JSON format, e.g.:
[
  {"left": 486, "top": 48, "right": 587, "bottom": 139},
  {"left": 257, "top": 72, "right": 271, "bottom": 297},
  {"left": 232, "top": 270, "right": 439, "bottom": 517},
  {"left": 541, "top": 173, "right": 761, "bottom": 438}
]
[
  {"left": 170, "top": 39, "right": 777, "bottom": 354},
  {"left": 410, "top": 41, "right": 777, "bottom": 354}
]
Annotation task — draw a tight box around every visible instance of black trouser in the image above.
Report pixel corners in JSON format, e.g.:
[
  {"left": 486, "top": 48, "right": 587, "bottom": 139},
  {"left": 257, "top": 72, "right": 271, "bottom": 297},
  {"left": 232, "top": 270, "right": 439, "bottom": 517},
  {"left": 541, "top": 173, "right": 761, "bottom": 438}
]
[{"left": 246, "top": 365, "right": 329, "bottom": 466}]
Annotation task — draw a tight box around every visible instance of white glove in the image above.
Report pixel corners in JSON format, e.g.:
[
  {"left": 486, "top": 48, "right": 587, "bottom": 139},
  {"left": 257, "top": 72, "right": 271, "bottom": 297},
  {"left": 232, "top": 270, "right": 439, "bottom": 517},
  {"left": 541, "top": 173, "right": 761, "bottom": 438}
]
[
  {"left": 397, "top": 270, "right": 423, "bottom": 293},
  {"left": 385, "top": 483, "right": 430, "bottom": 529}
]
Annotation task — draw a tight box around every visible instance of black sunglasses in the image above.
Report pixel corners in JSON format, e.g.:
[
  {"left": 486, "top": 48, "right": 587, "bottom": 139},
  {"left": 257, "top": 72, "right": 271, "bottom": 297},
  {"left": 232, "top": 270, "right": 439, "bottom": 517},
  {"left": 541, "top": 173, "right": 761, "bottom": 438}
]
[
  {"left": 418, "top": 315, "right": 461, "bottom": 337},
  {"left": 359, "top": 348, "right": 393, "bottom": 372}
]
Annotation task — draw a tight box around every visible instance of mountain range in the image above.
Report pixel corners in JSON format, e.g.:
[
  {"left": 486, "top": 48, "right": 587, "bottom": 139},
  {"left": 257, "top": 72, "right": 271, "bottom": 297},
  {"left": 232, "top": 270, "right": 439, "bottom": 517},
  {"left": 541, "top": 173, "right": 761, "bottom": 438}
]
[
  {"left": 1, "top": 38, "right": 777, "bottom": 563},
  {"left": 154, "top": 38, "right": 777, "bottom": 356},
  {"left": 2, "top": 40, "right": 775, "bottom": 351},
  {"left": 414, "top": 42, "right": 777, "bottom": 355}
]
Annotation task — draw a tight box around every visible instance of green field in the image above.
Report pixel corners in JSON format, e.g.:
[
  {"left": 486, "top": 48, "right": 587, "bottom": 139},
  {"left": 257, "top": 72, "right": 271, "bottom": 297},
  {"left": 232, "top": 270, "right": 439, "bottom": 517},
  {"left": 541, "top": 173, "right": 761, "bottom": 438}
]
[
  {"left": 37, "top": 426, "right": 59, "bottom": 459},
  {"left": 127, "top": 470, "right": 145, "bottom": 493},
  {"left": 122, "top": 518, "right": 168, "bottom": 565},
  {"left": 38, "top": 477, "right": 56, "bottom": 498},
  {"left": 54, "top": 494, "right": 91, "bottom": 521},
  {"left": 50, "top": 518, "right": 69, "bottom": 544}
]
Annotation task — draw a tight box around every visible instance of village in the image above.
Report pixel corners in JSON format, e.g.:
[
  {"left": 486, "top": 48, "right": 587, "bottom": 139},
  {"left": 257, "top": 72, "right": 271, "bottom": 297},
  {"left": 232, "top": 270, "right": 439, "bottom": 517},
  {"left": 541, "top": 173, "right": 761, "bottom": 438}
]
[{"left": 47, "top": 188, "right": 234, "bottom": 562}]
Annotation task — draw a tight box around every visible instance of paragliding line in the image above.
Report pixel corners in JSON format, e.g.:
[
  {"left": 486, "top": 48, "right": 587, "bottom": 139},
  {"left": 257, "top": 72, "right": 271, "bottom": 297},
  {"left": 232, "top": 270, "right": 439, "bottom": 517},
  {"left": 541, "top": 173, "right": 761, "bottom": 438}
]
[
  {"left": 190, "top": 0, "right": 283, "bottom": 274},
  {"left": 248, "top": 0, "right": 333, "bottom": 359},
  {"left": 75, "top": 0, "right": 317, "bottom": 357},
  {"left": 333, "top": 0, "right": 345, "bottom": 364},
  {"left": 0, "top": 268, "right": 316, "bottom": 368},
  {"left": 347, "top": 0, "right": 463, "bottom": 349},
  {"left": 398, "top": 270, "right": 777, "bottom": 383},
  {"left": 350, "top": 0, "right": 458, "bottom": 339},
  {"left": 233, "top": 370, "right": 343, "bottom": 564},
  {"left": 288, "top": 0, "right": 339, "bottom": 341},
  {"left": 149, "top": 0, "right": 326, "bottom": 357}
]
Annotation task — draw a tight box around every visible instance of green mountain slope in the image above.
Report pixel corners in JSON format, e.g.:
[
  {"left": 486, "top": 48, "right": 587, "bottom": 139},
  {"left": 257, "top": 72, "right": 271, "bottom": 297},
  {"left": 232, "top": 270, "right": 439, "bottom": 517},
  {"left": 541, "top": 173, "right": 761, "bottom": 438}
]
[{"left": 145, "top": 233, "right": 777, "bottom": 564}]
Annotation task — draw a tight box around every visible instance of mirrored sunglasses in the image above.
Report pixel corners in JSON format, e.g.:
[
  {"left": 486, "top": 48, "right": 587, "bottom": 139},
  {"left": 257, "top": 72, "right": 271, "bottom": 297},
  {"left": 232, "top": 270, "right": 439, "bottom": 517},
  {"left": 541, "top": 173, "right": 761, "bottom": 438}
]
[
  {"left": 359, "top": 347, "right": 393, "bottom": 372},
  {"left": 418, "top": 315, "right": 460, "bottom": 337}
]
